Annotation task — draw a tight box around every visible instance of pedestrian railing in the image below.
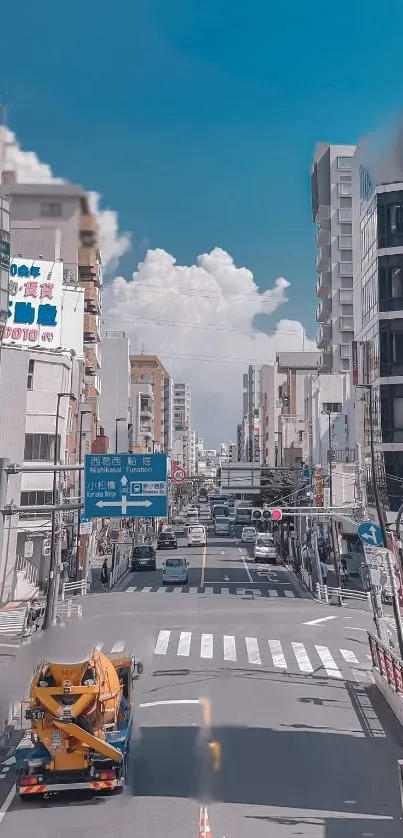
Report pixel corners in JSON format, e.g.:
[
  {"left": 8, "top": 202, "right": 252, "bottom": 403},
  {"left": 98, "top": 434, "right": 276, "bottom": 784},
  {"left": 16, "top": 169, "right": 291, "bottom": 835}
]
[
  {"left": 301, "top": 566, "right": 312, "bottom": 590},
  {"left": 109, "top": 556, "right": 129, "bottom": 588},
  {"left": 315, "top": 582, "right": 371, "bottom": 607},
  {"left": 60, "top": 579, "right": 87, "bottom": 600},
  {"left": 368, "top": 631, "right": 403, "bottom": 689}
]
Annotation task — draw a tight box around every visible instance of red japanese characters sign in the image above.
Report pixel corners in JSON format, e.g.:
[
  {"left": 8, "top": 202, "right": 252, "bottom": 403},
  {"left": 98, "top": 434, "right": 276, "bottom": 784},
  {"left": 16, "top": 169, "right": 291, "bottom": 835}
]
[{"left": 3, "top": 258, "right": 63, "bottom": 348}]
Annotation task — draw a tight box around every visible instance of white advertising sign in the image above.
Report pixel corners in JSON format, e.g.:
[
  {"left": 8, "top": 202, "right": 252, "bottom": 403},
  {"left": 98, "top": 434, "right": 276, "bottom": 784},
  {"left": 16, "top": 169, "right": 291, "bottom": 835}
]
[{"left": 3, "top": 258, "right": 63, "bottom": 348}]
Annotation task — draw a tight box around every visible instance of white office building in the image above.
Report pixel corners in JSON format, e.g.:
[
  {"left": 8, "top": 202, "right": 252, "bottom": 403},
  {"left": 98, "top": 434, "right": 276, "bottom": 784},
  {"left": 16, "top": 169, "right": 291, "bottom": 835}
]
[{"left": 311, "top": 143, "right": 356, "bottom": 373}]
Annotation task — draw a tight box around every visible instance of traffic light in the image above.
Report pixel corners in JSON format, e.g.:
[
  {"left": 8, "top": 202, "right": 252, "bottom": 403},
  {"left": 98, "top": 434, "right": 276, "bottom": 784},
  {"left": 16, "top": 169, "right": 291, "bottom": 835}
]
[
  {"left": 262, "top": 508, "right": 272, "bottom": 521},
  {"left": 251, "top": 508, "right": 262, "bottom": 521},
  {"left": 271, "top": 508, "right": 283, "bottom": 522}
]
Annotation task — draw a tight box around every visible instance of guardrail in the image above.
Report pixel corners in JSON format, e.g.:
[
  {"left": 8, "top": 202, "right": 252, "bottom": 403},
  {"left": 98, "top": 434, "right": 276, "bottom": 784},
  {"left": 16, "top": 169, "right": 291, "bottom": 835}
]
[
  {"left": 315, "top": 582, "right": 371, "bottom": 607},
  {"left": 60, "top": 580, "right": 87, "bottom": 600},
  {"left": 368, "top": 631, "right": 403, "bottom": 690}
]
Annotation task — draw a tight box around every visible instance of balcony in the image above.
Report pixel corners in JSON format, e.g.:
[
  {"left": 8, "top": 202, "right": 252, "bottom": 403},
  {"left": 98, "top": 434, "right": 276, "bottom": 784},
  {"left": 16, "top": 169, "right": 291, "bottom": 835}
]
[
  {"left": 78, "top": 248, "right": 100, "bottom": 283},
  {"left": 140, "top": 396, "right": 153, "bottom": 418},
  {"left": 315, "top": 204, "right": 331, "bottom": 223},
  {"left": 85, "top": 347, "right": 100, "bottom": 375},
  {"left": 315, "top": 227, "right": 330, "bottom": 248},
  {"left": 332, "top": 448, "right": 355, "bottom": 463},
  {"left": 84, "top": 313, "right": 101, "bottom": 343},
  {"left": 337, "top": 182, "right": 352, "bottom": 197},
  {"left": 316, "top": 271, "right": 331, "bottom": 299},
  {"left": 79, "top": 214, "right": 98, "bottom": 249},
  {"left": 316, "top": 297, "right": 332, "bottom": 323},
  {"left": 316, "top": 246, "right": 331, "bottom": 273},
  {"left": 85, "top": 374, "right": 101, "bottom": 396},
  {"left": 339, "top": 289, "right": 353, "bottom": 304},
  {"left": 338, "top": 235, "right": 352, "bottom": 249},
  {"left": 338, "top": 208, "right": 352, "bottom": 223},
  {"left": 139, "top": 424, "right": 153, "bottom": 438},
  {"left": 84, "top": 283, "right": 101, "bottom": 315},
  {"left": 316, "top": 323, "right": 332, "bottom": 348},
  {"left": 318, "top": 351, "right": 332, "bottom": 372}
]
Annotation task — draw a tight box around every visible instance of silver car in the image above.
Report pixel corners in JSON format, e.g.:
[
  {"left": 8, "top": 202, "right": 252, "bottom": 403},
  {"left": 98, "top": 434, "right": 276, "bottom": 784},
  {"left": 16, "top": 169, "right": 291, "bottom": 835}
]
[{"left": 241, "top": 526, "right": 257, "bottom": 543}]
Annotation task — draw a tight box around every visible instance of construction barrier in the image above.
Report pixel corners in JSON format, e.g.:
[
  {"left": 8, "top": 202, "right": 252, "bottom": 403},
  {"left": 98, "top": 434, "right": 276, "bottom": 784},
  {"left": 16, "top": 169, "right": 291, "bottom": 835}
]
[{"left": 368, "top": 631, "right": 403, "bottom": 692}]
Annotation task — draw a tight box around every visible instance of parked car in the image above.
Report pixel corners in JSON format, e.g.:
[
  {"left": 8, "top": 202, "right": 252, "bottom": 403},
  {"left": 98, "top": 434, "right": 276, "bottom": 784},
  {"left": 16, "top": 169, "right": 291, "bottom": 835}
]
[
  {"left": 157, "top": 531, "right": 178, "bottom": 550},
  {"left": 172, "top": 518, "right": 186, "bottom": 536},
  {"left": 162, "top": 556, "right": 189, "bottom": 585},
  {"left": 254, "top": 535, "right": 277, "bottom": 564},
  {"left": 187, "top": 525, "right": 207, "bottom": 547},
  {"left": 131, "top": 544, "right": 156, "bottom": 571},
  {"left": 241, "top": 526, "right": 257, "bottom": 544}
]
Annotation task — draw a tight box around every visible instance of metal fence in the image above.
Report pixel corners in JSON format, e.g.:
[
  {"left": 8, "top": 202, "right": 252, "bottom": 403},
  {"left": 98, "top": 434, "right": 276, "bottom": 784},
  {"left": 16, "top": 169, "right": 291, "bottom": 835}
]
[
  {"left": 368, "top": 631, "right": 403, "bottom": 691},
  {"left": 60, "top": 580, "right": 87, "bottom": 600},
  {"left": 315, "top": 582, "right": 371, "bottom": 607}
]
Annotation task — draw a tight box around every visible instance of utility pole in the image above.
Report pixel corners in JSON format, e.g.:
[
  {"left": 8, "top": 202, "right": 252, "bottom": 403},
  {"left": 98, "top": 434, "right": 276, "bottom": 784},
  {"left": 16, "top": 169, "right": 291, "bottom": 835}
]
[{"left": 0, "top": 458, "right": 10, "bottom": 600}]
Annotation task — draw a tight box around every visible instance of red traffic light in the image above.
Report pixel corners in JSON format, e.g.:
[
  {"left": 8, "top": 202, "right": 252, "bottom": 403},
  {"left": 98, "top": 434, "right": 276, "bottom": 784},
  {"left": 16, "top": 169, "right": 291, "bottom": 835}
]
[{"left": 271, "top": 508, "right": 283, "bottom": 522}]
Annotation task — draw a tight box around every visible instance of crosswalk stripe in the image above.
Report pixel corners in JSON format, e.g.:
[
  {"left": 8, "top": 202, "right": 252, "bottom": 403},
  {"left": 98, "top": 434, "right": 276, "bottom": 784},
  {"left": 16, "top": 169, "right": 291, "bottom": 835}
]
[
  {"left": 200, "top": 634, "right": 213, "bottom": 659},
  {"left": 204, "top": 587, "right": 214, "bottom": 595},
  {"left": 177, "top": 631, "right": 192, "bottom": 656},
  {"left": 142, "top": 586, "right": 152, "bottom": 593},
  {"left": 246, "top": 637, "right": 261, "bottom": 665},
  {"left": 157, "top": 586, "right": 168, "bottom": 593},
  {"left": 284, "top": 590, "right": 295, "bottom": 598},
  {"left": 94, "top": 641, "right": 104, "bottom": 651},
  {"left": 268, "top": 639, "right": 287, "bottom": 668},
  {"left": 253, "top": 590, "right": 262, "bottom": 597},
  {"left": 126, "top": 586, "right": 136, "bottom": 593},
  {"left": 236, "top": 588, "right": 245, "bottom": 596},
  {"left": 340, "top": 649, "right": 359, "bottom": 665},
  {"left": 223, "top": 635, "right": 236, "bottom": 661},
  {"left": 189, "top": 587, "right": 199, "bottom": 594},
  {"left": 292, "top": 642, "right": 313, "bottom": 673},
  {"left": 268, "top": 589, "right": 279, "bottom": 597},
  {"left": 155, "top": 630, "right": 171, "bottom": 655},
  {"left": 110, "top": 640, "right": 126, "bottom": 654},
  {"left": 221, "top": 588, "right": 230, "bottom": 596},
  {"left": 315, "top": 645, "right": 342, "bottom": 678}
]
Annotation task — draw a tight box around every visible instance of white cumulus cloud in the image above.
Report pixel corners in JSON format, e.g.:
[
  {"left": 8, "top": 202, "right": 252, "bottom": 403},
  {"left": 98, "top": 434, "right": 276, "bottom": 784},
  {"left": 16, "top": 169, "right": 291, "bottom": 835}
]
[
  {"left": 0, "top": 126, "right": 130, "bottom": 272},
  {"left": 103, "top": 247, "right": 315, "bottom": 444}
]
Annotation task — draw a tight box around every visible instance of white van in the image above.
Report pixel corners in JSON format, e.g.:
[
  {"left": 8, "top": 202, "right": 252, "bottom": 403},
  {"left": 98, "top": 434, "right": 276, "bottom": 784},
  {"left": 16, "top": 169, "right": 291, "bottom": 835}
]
[{"left": 187, "top": 525, "right": 207, "bottom": 547}]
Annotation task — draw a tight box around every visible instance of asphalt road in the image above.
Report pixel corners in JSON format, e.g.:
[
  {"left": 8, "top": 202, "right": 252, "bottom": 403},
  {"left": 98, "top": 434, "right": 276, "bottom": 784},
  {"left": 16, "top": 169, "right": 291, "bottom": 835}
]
[{"left": 0, "top": 531, "right": 402, "bottom": 836}]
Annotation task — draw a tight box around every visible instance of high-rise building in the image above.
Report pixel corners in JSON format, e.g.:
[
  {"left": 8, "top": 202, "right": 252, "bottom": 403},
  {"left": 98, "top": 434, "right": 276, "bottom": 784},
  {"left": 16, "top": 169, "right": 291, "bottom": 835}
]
[
  {"left": 311, "top": 143, "right": 356, "bottom": 373},
  {"left": 352, "top": 148, "right": 403, "bottom": 518},
  {"left": 130, "top": 355, "right": 168, "bottom": 450},
  {"left": 163, "top": 376, "right": 174, "bottom": 455},
  {"left": 173, "top": 382, "right": 192, "bottom": 474},
  {"left": 100, "top": 332, "right": 131, "bottom": 453}
]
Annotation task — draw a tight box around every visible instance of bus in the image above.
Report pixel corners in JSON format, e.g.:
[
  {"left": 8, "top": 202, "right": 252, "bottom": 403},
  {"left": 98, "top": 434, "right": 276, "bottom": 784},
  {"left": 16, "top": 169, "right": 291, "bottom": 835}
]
[
  {"left": 235, "top": 506, "right": 253, "bottom": 525},
  {"left": 212, "top": 503, "right": 229, "bottom": 520}
]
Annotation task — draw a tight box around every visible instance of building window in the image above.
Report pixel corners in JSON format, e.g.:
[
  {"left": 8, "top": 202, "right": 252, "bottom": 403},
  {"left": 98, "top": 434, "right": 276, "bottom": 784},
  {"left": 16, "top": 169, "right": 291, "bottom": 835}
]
[
  {"left": 322, "top": 403, "right": 342, "bottom": 414},
  {"left": 378, "top": 192, "right": 403, "bottom": 248},
  {"left": 24, "top": 433, "right": 59, "bottom": 461},
  {"left": 379, "top": 262, "right": 403, "bottom": 312},
  {"left": 380, "top": 384, "right": 403, "bottom": 445},
  {"left": 380, "top": 320, "right": 403, "bottom": 377},
  {"left": 40, "top": 202, "right": 62, "bottom": 218},
  {"left": 27, "top": 359, "right": 35, "bottom": 390},
  {"left": 337, "top": 156, "right": 352, "bottom": 170},
  {"left": 20, "top": 490, "right": 53, "bottom": 518}
]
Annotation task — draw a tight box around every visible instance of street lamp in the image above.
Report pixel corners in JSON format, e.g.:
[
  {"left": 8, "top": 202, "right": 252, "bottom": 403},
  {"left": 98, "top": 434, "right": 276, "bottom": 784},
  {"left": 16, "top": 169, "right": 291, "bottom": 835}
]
[
  {"left": 75, "top": 409, "right": 91, "bottom": 579},
  {"left": 43, "top": 391, "right": 75, "bottom": 630},
  {"left": 115, "top": 417, "right": 126, "bottom": 454},
  {"left": 321, "top": 410, "right": 341, "bottom": 588},
  {"left": 321, "top": 411, "right": 333, "bottom": 508}
]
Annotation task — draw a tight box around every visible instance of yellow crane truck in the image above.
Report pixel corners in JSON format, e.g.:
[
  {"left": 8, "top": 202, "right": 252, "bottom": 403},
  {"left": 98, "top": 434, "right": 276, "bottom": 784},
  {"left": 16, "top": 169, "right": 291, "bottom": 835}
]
[{"left": 16, "top": 648, "right": 142, "bottom": 798}]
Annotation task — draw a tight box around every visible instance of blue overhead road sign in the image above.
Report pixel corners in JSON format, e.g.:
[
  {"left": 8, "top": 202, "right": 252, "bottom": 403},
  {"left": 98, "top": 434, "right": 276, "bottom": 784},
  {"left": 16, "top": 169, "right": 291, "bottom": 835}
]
[
  {"left": 84, "top": 453, "right": 167, "bottom": 519},
  {"left": 357, "top": 521, "right": 383, "bottom": 547}
]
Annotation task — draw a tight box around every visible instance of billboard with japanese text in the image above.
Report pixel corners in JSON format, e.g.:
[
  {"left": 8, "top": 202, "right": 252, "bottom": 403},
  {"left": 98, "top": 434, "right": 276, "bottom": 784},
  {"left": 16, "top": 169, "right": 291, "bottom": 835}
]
[{"left": 3, "top": 258, "right": 63, "bottom": 348}]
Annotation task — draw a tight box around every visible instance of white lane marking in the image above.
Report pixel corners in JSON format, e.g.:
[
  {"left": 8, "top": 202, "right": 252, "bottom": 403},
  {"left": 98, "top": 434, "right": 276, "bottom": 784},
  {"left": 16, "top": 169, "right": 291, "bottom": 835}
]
[
  {"left": 189, "top": 587, "right": 199, "bottom": 594},
  {"left": 268, "top": 589, "right": 279, "bottom": 597},
  {"left": 94, "top": 641, "right": 104, "bottom": 651},
  {"left": 236, "top": 588, "right": 245, "bottom": 596},
  {"left": 253, "top": 589, "right": 262, "bottom": 597},
  {"left": 340, "top": 649, "right": 359, "bottom": 665},
  {"left": 142, "top": 586, "right": 152, "bottom": 593},
  {"left": 241, "top": 555, "right": 253, "bottom": 583},
  {"left": 200, "top": 634, "right": 213, "bottom": 659},
  {"left": 284, "top": 590, "right": 296, "bottom": 598},
  {"left": 221, "top": 587, "right": 230, "bottom": 596},
  {"left": 268, "top": 639, "right": 287, "bottom": 668},
  {"left": 126, "top": 586, "right": 136, "bottom": 593},
  {"left": 204, "top": 587, "right": 214, "bottom": 594},
  {"left": 0, "top": 785, "right": 16, "bottom": 825},
  {"left": 140, "top": 699, "right": 201, "bottom": 708},
  {"left": 304, "top": 616, "right": 338, "bottom": 626},
  {"left": 315, "top": 645, "right": 342, "bottom": 678},
  {"left": 349, "top": 627, "right": 367, "bottom": 632},
  {"left": 157, "top": 586, "right": 168, "bottom": 593},
  {"left": 155, "top": 630, "right": 171, "bottom": 655},
  {"left": 238, "top": 547, "right": 242, "bottom": 552},
  {"left": 177, "top": 631, "right": 192, "bottom": 656},
  {"left": 292, "top": 642, "right": 313, "bottom": 673},
  {"left": 246, "top": 637, "right": 261, "bottom": 665},
  {"left": 110, "top": 640, "right": 126, "bottom": 654},
  {"left": 223, "top": 635, "right": 236, "bottom": 661}
]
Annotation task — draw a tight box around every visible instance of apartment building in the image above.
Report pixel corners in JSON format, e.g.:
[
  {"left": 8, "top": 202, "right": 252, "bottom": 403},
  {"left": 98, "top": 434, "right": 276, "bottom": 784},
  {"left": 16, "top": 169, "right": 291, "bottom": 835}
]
[
  {"left": 100, "top": 332, "right": 131, "bottom": 453},
  {"left": 275, "top": 352, "right": 321, "bottom": 467},
  {"left": 352, "top": 147, "right": 403, "bottom": 518},
  {"left": 130, "top": 355, "right": 168, "bottom": 451},
  {"left": 173, "top": 382, "right": 192, "bottom": 474},
  {"left": 311, "top": 143, "right": 356, "bottom": 373}
]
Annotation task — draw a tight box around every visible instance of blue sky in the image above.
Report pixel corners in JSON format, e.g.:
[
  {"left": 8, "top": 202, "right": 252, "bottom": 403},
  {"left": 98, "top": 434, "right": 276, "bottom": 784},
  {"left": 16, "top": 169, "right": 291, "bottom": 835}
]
[{"left": 1, "top": 0, "right": 403, "bottom": 336}]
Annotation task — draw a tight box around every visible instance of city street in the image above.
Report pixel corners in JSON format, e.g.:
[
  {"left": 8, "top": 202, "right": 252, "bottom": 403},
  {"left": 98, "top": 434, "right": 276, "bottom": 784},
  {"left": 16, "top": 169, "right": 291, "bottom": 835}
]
[{"left": 0, "top": 531, "right": 402, "bottom": 836}]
